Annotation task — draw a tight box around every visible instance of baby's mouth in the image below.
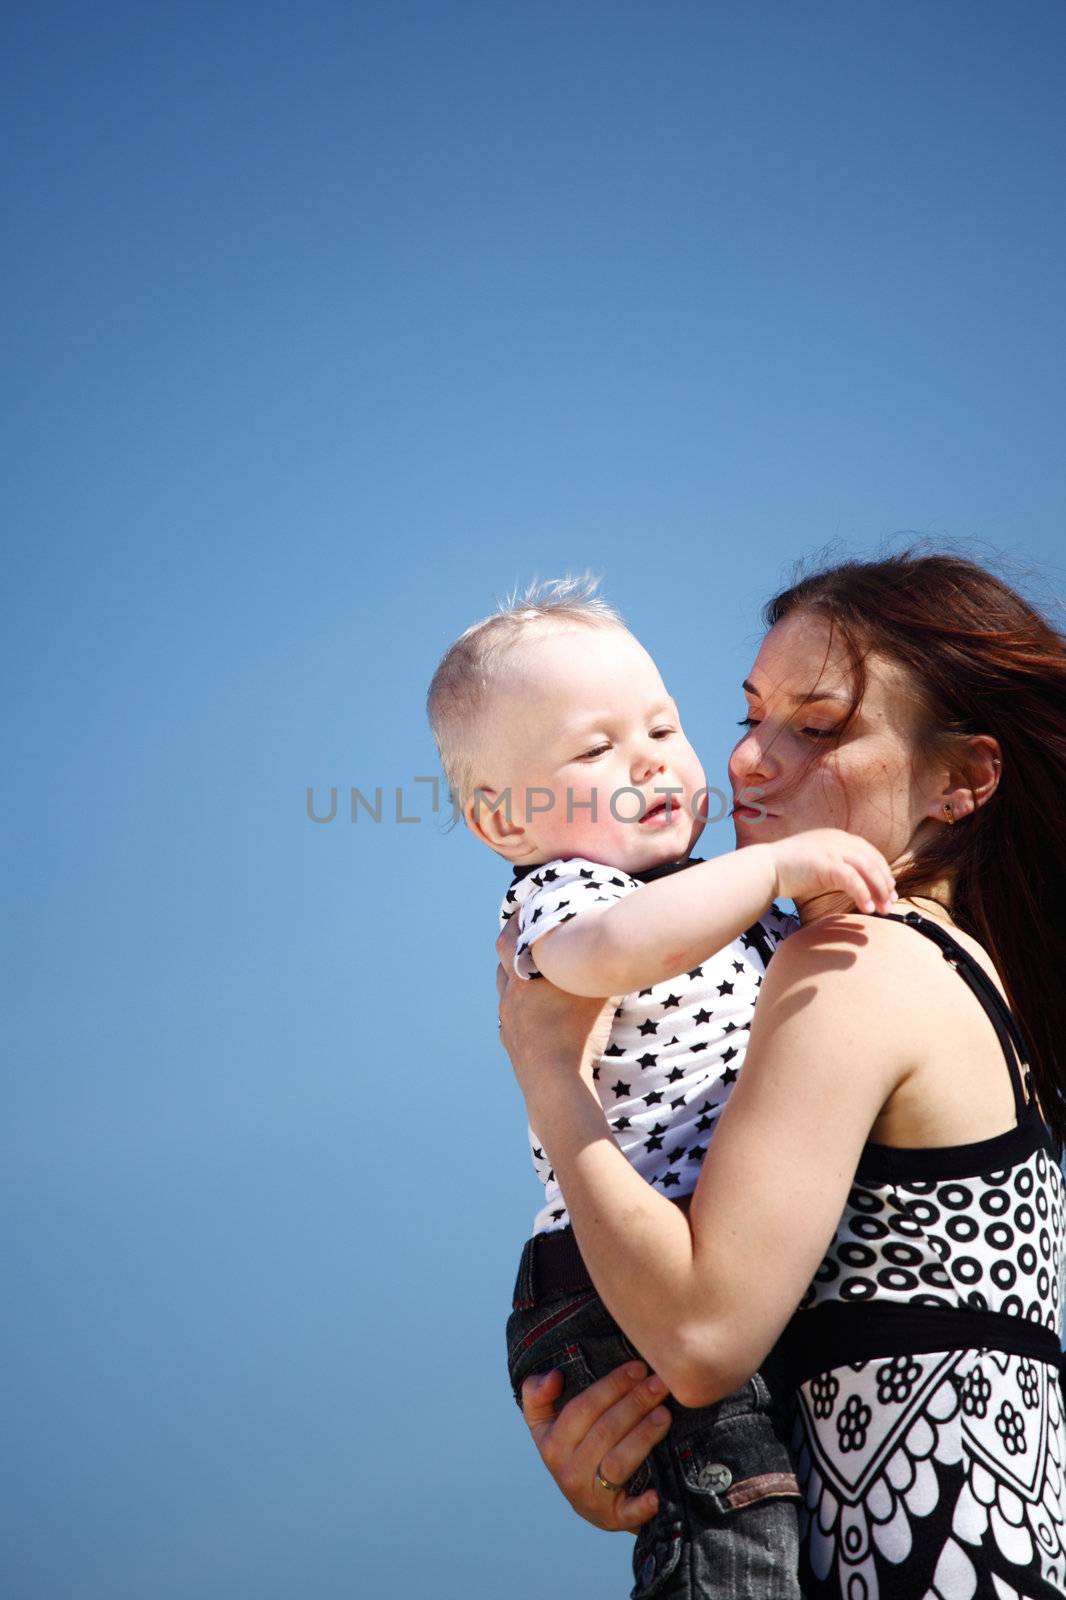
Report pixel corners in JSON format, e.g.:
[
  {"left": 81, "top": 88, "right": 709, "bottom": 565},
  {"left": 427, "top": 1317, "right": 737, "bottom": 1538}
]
[{"left": 639, "top": 798, "right": 675, "bottom": 825}]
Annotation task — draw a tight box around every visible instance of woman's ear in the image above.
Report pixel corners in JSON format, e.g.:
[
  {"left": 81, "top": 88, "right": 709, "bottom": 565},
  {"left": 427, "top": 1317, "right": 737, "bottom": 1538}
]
[
  {"left": 937, "top": 734, "right": 1003, "bottom": 824},
  {"left": 463, "top": 786, "right": 534, "bottom": 860}
]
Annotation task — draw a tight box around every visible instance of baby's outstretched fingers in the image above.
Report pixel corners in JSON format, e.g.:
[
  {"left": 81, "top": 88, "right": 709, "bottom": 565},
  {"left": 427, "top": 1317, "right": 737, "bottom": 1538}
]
[{"left": 846, "top": 841, "right": 896, "bottom": 913}]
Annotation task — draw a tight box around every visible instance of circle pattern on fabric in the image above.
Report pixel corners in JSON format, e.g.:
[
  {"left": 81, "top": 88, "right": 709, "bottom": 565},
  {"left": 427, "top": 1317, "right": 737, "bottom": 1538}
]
[{"left": 790, "top": 913, "right": 1066, "bottom": 1598}]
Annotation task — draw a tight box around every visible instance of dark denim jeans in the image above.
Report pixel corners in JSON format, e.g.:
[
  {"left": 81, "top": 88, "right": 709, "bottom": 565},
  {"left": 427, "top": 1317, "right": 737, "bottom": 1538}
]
[{"left": 506, "top": 1275, "right": 803, "bottom": 1600}]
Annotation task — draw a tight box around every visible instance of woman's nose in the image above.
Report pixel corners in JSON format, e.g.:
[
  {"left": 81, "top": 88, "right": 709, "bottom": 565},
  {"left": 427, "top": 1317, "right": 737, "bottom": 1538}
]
[{"left": 728, "top": 728, "right": 772, "bottom": 790}]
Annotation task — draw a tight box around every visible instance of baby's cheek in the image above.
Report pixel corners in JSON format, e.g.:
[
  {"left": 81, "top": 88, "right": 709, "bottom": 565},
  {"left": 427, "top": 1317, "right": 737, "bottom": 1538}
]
[
  {"left": 563, "top": 786, "right": 626, "bottom": 854},
  {"left": 557, "top": 788, "right": 605, "bottom": 844},
  {"left": 526, "top": 782, "right": 604, "bottom": 858}
]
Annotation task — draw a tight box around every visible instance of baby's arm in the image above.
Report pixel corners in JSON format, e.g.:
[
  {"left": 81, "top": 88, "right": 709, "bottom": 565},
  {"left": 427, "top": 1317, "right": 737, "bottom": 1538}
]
[{"left": 531, "top": 831, "right": 895, "bottom": 996}]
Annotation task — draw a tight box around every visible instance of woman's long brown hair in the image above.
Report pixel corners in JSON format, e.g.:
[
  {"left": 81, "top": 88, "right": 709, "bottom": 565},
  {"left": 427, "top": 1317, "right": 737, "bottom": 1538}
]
[{"left": 764, "top": 550, "right": 1066, "bottom": 1146}]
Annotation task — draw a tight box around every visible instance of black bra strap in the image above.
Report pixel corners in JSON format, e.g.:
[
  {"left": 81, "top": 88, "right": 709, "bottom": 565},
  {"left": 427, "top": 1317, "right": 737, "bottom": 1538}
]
[{"left": 881, "top": 910, "right": 1033, "bottom": 1117}]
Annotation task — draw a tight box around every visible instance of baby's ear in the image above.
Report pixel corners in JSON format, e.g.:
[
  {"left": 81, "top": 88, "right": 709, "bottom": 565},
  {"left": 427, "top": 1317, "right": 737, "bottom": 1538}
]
[{"left": 464, "top": 787, "right": 530, "bottom": 860}]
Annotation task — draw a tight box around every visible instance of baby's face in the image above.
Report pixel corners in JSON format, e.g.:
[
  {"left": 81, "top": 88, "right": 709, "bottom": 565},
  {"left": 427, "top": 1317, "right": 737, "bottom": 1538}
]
[{"left": 473, "top": 623, "right": 707, "bottom": 871}]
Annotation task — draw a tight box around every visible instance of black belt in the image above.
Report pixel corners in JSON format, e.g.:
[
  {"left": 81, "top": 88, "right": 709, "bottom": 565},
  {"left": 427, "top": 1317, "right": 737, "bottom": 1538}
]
[
  {"left": 785, "top": 1300, "right": 1066, "bottom": 1390},
  {"left": 512, "top": 1227, "right": 592, "bottom": 1308},
  {"left": 512, "top": 1208, "right": 690, "bottom": 1309},
  {"left": 514, "top": 1240, "right": 1066, "bottom": 1403}
]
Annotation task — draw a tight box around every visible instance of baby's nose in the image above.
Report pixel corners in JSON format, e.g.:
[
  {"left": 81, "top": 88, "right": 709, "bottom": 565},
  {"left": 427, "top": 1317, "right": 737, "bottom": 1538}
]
[{"left": 633, "top": 750, "right": 667, "bottom": 782}]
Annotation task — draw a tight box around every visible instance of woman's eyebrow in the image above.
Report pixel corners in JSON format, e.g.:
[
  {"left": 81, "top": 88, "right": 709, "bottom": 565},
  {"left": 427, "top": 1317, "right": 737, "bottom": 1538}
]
[{"left": 741, "top": 678, "right": 850, "bottom": 705}]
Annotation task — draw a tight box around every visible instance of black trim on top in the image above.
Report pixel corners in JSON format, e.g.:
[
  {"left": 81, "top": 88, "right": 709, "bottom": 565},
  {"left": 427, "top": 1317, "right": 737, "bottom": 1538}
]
[
  {"left": 849, "top": 909, "right": 1056, "bottom": 1180},
  {"left": 632, "top": 854, "right": 706, "bottom": 885},
  {"left": 786, "top": 1299, "right": 1064, "bottom": 1390},
  {"left": 881, "top": 911, "right": 1033, "bottom": 1112},
  {"left": 857, "top": 1094, "right": 1054, "bottom": 1182},
  {"left": 508, "top": 853, "right": 705, "bottom": 889}
]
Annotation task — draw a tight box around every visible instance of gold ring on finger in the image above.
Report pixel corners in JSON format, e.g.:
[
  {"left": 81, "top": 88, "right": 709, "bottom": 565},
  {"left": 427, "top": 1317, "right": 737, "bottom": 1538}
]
[{"left": 595, "top": 1465, "right": 627, "bottom": 1493}]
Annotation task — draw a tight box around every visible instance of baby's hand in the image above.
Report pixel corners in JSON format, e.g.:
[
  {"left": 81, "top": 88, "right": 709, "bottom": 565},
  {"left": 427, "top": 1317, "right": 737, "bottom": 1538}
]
[{"left": 768, "top": 829, "right": 897, "bottom": 914}]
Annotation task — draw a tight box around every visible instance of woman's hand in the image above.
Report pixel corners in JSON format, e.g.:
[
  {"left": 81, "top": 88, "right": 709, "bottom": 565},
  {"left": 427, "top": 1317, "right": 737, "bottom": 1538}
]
[
  {"left": 520, "top": 1361, "right": 672, "bottom": 1531},
  {"left": 495, "top": 918, "right": 616, "bottom": 1104},
  {"left": 497, "top": 920, "right": 670, "bottom": 1526}
]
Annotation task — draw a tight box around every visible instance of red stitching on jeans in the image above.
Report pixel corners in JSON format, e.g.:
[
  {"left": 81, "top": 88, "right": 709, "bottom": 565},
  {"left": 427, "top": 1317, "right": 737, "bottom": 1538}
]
[{"left": 518, "top": 1293, "right": 598, "bottom": 1351}]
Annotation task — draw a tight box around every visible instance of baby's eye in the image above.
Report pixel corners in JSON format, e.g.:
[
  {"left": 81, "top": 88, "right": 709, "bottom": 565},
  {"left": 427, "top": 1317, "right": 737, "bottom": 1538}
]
[
  {"left": 650, "top": 727, "right": 674, "bottom": 740},
  {"left": 576, "top": 744, "right": 610, "bottom": 761}
]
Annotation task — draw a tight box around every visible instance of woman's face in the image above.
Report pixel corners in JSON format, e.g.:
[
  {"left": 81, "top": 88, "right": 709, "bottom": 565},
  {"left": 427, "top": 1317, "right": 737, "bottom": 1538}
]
[{"left": 728, "top": 610, "right": 938, "bottom": 869}]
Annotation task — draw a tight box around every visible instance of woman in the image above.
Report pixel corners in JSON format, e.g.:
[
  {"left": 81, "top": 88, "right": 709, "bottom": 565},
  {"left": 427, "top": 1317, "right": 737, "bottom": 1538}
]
[{"left": 495, "top": 552, "right": 1066, "bottom": 1598}]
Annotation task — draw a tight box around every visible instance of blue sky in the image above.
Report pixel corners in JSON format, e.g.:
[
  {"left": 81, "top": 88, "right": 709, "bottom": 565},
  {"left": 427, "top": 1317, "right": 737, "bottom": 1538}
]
[{"left": 5, "top": 3, "right": 1066, "bottom": 1595}]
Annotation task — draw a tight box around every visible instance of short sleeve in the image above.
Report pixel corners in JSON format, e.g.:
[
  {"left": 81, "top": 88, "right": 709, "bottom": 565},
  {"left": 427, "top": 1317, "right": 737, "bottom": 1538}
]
[{"left": 512, "top": 858, "right": 642, "bottom": 980}]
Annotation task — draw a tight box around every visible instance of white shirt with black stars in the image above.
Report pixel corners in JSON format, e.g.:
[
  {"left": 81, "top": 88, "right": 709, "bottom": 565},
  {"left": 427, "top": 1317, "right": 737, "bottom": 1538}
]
[{"left": 500, "top": 856, "right": 798, "bottom": 1234}]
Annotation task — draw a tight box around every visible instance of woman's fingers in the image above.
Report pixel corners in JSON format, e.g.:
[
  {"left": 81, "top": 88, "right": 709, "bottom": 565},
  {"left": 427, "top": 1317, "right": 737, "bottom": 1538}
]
[
  {"left": 594, "top": 1395, "right": 673, "bottom": 1493},
  {"left": 569, "top": 1374, "right": 671, "bottom": 1529},
  {"left": 564, "top": 1373, "right": 670, "bottom": 1487},
  {"left": 615, "top": 1485, "right": 662, "bottom": 1527},
  {"left": 496, "top": 919, "right": 519, "bottom": 1002},
  {"left": 520, "top": 1362, "right": 670, "bottom": 1529},
  {"left": 520, "top": 1368, "right": 566, "bottom": 1446},
  {"left": 521, "top": 1361, "right": 642, "bottom": 1452}
]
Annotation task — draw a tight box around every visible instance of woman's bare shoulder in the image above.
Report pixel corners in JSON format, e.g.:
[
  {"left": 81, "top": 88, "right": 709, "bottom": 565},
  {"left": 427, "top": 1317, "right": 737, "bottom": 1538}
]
[
  {"left": 766, "top": 909, "right": 976, "bottom": 1015},
  {"left": 757, "top": 910, "right": 1020, "bottom": 1142},
  {"left": 742, "top": 914, "right": 924, "bottom": 1105},
  {"left": 771, "top": 909, "right": 923, "bottom": 973},
  {"left": 772, "top": 907, "right": 1014, "bottom": 1026}
]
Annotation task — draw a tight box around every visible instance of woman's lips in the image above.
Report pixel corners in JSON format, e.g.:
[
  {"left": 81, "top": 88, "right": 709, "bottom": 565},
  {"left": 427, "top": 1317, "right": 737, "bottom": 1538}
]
[{"left": 732, "top": 800, "right": 777, "bottom": 820}]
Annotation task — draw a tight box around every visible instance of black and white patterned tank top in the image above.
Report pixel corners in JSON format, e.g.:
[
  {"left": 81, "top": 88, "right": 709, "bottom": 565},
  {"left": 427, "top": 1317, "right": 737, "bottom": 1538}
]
[{"left": 785, "top": 910, "right": 1066, "bottom": 1600}]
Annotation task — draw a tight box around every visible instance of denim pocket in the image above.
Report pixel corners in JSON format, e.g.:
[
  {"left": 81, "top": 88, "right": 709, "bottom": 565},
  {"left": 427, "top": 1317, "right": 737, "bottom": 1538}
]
[
  {"left": 505, "top": 1293, "right": 653, "bottom": 1495},
  {"left": 630, "top": 1382, "right": 803, "bottom": 1600},
  {"left": 673, "top": 1393, "right": 800, "bottom": 1515},
  {"left": 630, "top": 1516, "right": 684, "bottom": 1598},
  {"left": 506, "top": 1290, "right": 607, "bottom": 1408}
]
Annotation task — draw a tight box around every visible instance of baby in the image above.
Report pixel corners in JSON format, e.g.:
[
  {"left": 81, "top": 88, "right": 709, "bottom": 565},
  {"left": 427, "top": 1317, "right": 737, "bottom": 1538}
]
[{"left": 427, "top": 576, "right": 894, "bottom": 1600}]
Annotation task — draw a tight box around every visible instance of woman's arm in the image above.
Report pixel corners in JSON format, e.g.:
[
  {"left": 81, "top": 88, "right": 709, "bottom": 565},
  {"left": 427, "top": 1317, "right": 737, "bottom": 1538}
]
[
  {"left": 530, "top": 829, "right": 896, "bottom": 996},
  {"left": 499, "top": 914, "right": 913, "bottom": 1408}
]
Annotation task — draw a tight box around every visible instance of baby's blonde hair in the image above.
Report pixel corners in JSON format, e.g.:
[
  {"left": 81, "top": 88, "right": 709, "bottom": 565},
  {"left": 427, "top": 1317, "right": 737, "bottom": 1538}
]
[{"left": 427, "top": 573, "right": 625, "bottom": 808}]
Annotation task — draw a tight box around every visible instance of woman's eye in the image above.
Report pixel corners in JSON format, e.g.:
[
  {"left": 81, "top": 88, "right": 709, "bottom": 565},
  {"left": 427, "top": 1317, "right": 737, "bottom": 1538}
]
[{"left": 736, "top": 715, "right": 836, "bottom": 741}]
